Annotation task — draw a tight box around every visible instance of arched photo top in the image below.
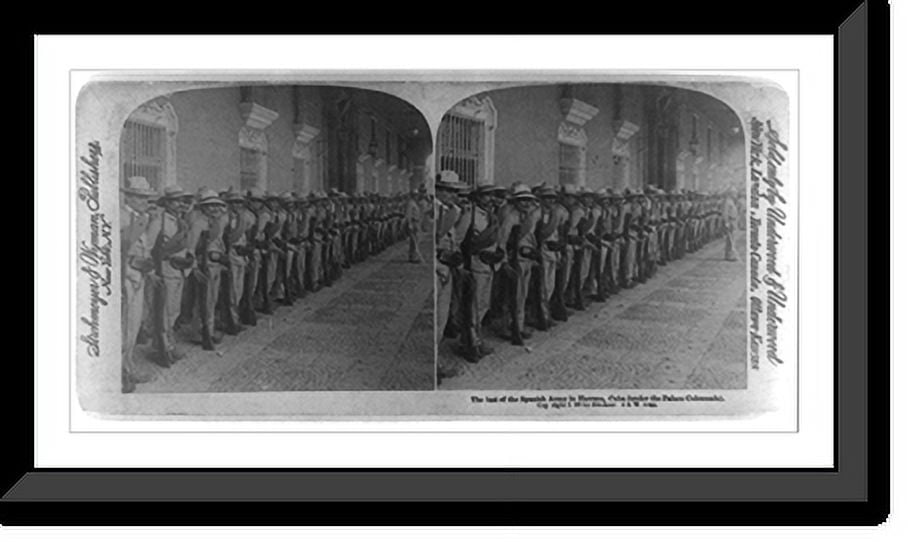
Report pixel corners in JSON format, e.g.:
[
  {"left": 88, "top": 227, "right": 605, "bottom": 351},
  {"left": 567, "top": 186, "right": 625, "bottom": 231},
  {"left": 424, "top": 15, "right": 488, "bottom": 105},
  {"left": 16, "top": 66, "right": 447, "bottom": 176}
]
[
  {"left": 430, "top": 81, "right": 769, "bottom": 194},
  {"left": 78, "top": 81, "right": 435, "bottom": 199}
]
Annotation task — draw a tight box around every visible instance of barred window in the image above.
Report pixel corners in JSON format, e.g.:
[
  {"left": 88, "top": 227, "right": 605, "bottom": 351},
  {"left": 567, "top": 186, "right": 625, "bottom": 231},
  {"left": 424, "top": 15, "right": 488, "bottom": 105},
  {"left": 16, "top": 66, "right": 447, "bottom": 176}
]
[
  {"left": 436, "top": 113, "right": 484, "bottom": 186},
  {"left": 240, "top": 147, "right": 262, "bottom": 190},
  {"left": 121, "top": 120, "right": 165, "bottom": 190},
  {"left": 559, "top": 142, "right": 585, "bottom": 186}
]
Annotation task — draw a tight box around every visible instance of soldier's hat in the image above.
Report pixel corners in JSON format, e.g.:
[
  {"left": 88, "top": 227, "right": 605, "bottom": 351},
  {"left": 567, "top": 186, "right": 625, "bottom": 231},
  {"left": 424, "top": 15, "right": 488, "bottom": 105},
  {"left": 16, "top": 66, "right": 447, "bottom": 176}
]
[
  {"left": 471, "top": 184, "right": 500, "bottom": 199},
  {"left": 198, "top": 188, "right": 226, "bottom": 207},
  {"left": 537, "top": 186, "right": 559, "bottom": 199},
  {"left": 264, "top": 191, "right": 282, "bottom": 201},
  {"left": 221, "top": 186, "right": 246, "bottom": 203},
  {"left": 160, "top": 185, "right": 188, "bottom": 200},
  {"left": 121, "top": 176, "right": 156, "bottom": 197},
  {"left": 435, "top": 170, "right": 469, "bottom": 192},
  {"left": 594, "top": 188, "right": 611, "bottom": 200},
  {"left": 247, "top": 187, "right": 266, "bottom": 201},
  {"left": 509, "top": 183, "right": 538, "bottom": 201},
  {"left": 562, "top": 184, "right": 580, "bottom": 197},
  {"left": 279, "top": 191, "right": 296, "bottom": 203}
]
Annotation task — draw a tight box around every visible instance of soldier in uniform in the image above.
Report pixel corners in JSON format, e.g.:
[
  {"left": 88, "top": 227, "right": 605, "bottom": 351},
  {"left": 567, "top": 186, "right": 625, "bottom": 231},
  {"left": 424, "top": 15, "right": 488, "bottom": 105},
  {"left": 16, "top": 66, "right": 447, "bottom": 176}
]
[
  {"left": 458, "top": 184, "right": 503, "bottom": 362},
  {"left": 310, "top": 192, "right": 328, "bottom": 289},
  {"left": 219, "top": 187, "right": 251, "bottom": 335},
  {"left": 533, "top": 185, "right": 565, "bottom": 327},
  {"left": 267, "top": 192, "right": 293, "bottom": 306},
  {"left": 406, "top": 189, "right": 425, "bottom": 263},
  {"left": 240, "top": 187, "right": 266, "bottom": 323},
  {"left": 618, "top": 188, "right": 638, "bottom": 288},
  {"left": 120, "top": 177, "right": 159, "bottom": 393},
  {"left": 254, "top": 191, "right": 277, "bottom": 314},
  {"left": 563, "top": 184, "right": 589, "bottom": 310},
  {"left": 294, "top": 193, "right": 314, "bottom": 295},
  {"left": 497, "top": 184, "right": 541, "bottom": 346},
  {"left": 434, "top": 174, "right": 468, "bottom": 381},
  {"left": 587, "top": 188, "right": 613, "bottom": 302},
  {"left": 578, "top": 188, "right": 602, "bottom": 303},
  {"left": 186, "top": 189, "right": 229, "bottom": 351},
  {"left": 150, "top": 185, "right": 193, "bottom": 367},
  {"left": 604, "top": 190, "right": 624, "bottom": 296},
  {"left": 723, "top": 190, "right": 740, "bottom": 261}
]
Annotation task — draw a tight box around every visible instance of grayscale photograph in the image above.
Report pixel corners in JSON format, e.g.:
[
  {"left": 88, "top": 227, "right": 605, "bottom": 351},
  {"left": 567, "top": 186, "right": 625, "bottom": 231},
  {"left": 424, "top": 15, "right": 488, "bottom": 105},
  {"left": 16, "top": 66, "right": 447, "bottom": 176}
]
[
  {"left": 73, "top": 72, "right": 793, "bottom": 420},
  {"left": 435, "top": 84, "right": 749, "bottom": 391},
  {"left": 110, "top": 84, "right": 436, "bottom": 395}
]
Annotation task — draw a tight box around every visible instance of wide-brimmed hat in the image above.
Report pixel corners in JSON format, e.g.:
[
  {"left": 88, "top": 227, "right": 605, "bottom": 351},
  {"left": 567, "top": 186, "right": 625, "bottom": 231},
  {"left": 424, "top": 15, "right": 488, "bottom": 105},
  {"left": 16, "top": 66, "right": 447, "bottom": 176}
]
[
  {"left": 247, "top": 187, "right": 266, "bottom": 200},
  {"left": 435, "top": 170, "right": 469, "bottom": 192},
  {"left": 264, "top": 191, "right": 282, "bottom": 201},
  {"left": 471, "top": 184, "right": 500, "bottom": 199},
  {"left": 160, "top": 185, "right": 188, "bottom": 200},
  {"left": 121, "top": 176, "right": 157, "bottom": 197},
  {"left": 198, "top": 188, "right": 226, "bottom": 207},
  {"left": 537, "top": 186, "right": 559, "bottom": 199},
  {"left": 221, "top": 186, "right": 246, "bottom": 203},
  {"left": 509, "top": 183, "right": 538, "bottom": 201},
  {"left": 562, "top": 184, "right": 580, "bottom": 197}
]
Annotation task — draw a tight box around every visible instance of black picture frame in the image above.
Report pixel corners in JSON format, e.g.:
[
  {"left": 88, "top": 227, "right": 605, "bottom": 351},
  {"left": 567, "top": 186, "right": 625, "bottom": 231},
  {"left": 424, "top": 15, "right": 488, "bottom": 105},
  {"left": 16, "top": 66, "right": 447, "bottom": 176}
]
[{"left": 16, "top": 0, "right": 889, "bottom": 526}]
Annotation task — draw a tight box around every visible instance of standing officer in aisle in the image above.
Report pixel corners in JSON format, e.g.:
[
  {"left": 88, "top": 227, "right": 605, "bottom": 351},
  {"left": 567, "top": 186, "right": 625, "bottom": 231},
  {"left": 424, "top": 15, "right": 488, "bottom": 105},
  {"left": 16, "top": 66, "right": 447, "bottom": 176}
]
[
  {"left": 723, "top": 189, "right": 740, "bottom": 261},
  {"left": 120, "top": 176, "right": 159, "bottom": 393},
  {"left": 406, "top": 188, "right": 425, "bottom": 263}
]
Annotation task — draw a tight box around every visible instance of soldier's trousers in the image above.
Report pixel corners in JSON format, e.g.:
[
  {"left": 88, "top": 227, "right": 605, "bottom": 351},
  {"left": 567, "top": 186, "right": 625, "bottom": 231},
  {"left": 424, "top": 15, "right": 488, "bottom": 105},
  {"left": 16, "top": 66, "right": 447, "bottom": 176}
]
[
  {"left": 240, "top": 249, "right": 261, "bottom": 324},
  {"left": 270, "top": 248, "right": 293, "bottom": 302},
  {"left": 579, "top": 245, "right": 593, "bottom": 297},
  {"left": 196, "top": 262, "right": 223, "bottom": 346},
  {"left": 621, "top": 236, "right": 637, "bottom": 286},
  {"left": 512, "top": 259, "right": 533, "bottom": 335},
  {"left": 263, "top": 248, "right": 279, "bottom": 305},
  {"left": 542, "top": 249, "right": 558, "bottom": 304},
  {"left": 550, "top": 246, "right": 572, "bottom": 320},
  {"left": 436, "top": 265, "right": 453, "bottom": 345},
  {"left": 461, "top": 266, "right": 493, "bottom": 351},
  {"left": 154, "top": 262, "right": 184, "bottom": 356},
  {"left": 607, "top": 240, "right": 621, "bottom": 292},
  {"left": 309, "top": 239, "right": 323, "bottom": 289},
  {"left": 224, "top": 253, "right": 246, "bottom": 329},
  {"left": 295, "top": 243, "right": 308, "bottom": 295},
  {"left": 566, "top": 245, "right": 589, "bottom": 308},
  {"left": 121, "top": 274, "right": 145, "bottom": 379},
  {"left": 589, "top": 245, "right": 607, "bottom": 298},
  {"left": 407, "top": 224, "right": 423, "bottom": 263},
  {"left": 724, "top": 225, "right": 739, "bottom": 261},
  {"left": 446, "top": 267, "right": 464, "bottom": 334},
  {"left": 528, "top": 257, "right": 552, "bottom": 330}
]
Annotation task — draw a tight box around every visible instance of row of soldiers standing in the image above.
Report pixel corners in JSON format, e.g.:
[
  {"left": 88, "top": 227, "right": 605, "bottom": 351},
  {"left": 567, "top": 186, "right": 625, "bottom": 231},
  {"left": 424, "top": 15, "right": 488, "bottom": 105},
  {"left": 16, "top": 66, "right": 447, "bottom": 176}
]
[
  {"left": 434, "top": 171, "right": 742, "bottom": 379},
  {"left": 120, "top": 176, "right": 422, "bottom": 393}
]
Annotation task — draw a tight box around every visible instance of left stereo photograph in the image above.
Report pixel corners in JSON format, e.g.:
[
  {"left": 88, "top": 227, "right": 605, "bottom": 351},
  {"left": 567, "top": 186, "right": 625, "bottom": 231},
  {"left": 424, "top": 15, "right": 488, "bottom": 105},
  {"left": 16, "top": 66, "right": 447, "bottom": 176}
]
[{"left": 75, "top": 78, "right": 438, "bottom": 418}]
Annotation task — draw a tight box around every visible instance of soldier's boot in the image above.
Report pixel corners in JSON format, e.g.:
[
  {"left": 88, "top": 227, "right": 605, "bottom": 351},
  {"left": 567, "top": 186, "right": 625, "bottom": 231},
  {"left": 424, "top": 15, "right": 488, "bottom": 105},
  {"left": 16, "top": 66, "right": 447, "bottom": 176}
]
[
  {"left": 443, "top": 322, "right": 460, "bottom": 339},
  {"left": 122, "top": 372, "right": 136, "bottom": 394},
  {"left": 201, "top": 327, "right": 215, "bottom": 351}
]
